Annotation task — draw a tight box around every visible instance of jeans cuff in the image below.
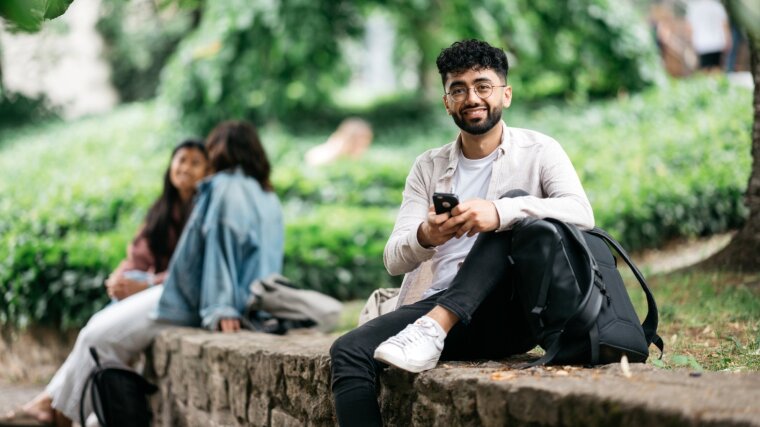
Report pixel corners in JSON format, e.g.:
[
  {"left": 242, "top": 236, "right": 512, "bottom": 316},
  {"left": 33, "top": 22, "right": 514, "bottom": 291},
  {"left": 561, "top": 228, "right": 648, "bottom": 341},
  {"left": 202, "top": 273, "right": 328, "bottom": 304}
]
[{"left": 436, "top": 297, "right": 472, "bottom": 325}]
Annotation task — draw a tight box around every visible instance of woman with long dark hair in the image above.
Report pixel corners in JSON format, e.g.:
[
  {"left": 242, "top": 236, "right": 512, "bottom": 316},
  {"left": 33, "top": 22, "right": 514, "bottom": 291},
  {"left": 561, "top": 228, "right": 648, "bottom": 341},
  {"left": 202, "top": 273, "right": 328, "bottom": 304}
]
[
  {"left": 154, "top": 120, "right": 283, "bottom": 332},
  {"left": 106, "top": 139, "right": 209, "bottom": 300},
  {"left": 2, "top": 140, "right": 209, "bottom": 427},
  {"left": 1, "top": 121, "right": 283, "bottom": 427}
]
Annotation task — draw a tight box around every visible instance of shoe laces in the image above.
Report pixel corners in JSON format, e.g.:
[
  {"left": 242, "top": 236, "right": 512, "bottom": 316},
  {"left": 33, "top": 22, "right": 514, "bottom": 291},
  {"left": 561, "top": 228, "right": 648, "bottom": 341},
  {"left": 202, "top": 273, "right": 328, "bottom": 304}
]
[{"left": 385, "top": 320, "right": 439, "bottom": 348}]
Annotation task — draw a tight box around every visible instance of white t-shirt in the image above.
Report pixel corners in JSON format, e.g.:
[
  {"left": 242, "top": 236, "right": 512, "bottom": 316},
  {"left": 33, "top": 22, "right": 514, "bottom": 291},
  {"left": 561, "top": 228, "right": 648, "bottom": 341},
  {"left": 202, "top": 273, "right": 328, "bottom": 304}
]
[
  {"left": 686, "top": 0, "right": 728, "bottom": 54},
  {"left": 423, "top": 148, "right": 499, "bottom": 297}
]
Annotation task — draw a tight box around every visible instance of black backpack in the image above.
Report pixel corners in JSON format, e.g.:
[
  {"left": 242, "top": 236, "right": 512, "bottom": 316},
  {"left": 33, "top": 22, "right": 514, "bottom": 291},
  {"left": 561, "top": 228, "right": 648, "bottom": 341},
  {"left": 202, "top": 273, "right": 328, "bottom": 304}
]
[
  {"left": 509, "top": 218, "right": 664, "bottom": 366},
  {"left": 79, "top": 347, "right": 158, "bottom": 427}
]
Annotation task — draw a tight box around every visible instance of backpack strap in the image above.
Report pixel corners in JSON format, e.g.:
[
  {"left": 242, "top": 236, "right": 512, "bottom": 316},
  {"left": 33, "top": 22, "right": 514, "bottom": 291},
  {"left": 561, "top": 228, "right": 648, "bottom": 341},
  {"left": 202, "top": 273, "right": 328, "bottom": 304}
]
[
  {"left": 80, "top": 347, "right": 103, "bottom": 427},
  {"left": 519, "top": 220, "right": 604, "bottom": 368},
  {"left": 586, "top": 228, "right": 665, "bottom": 357},
  {"left": 551, "top": 221, "right": 607, "bottom": 364},
  {"left": 530, "top": 240, "right": 560, "bottom": 328},
  {"left": 80, "top": 371, "right": 95, "bottom": 427}
]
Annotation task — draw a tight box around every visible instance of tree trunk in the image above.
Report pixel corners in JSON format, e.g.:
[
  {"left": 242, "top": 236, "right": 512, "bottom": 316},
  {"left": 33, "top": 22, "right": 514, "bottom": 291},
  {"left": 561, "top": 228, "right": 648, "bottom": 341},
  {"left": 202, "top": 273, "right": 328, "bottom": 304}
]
[
  {"left": 704, "top": 38, "right": 760, "bottom": 270},
  {"left": 0, "top": 38, "right": 4, "bottom": 97}
]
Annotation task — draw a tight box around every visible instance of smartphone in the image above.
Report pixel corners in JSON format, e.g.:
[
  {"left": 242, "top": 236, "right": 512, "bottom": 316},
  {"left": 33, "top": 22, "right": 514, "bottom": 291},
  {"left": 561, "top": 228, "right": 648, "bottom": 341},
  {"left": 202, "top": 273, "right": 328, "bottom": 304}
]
[{"left": 433, "top": 192, "right": 460, "bottom": 215}]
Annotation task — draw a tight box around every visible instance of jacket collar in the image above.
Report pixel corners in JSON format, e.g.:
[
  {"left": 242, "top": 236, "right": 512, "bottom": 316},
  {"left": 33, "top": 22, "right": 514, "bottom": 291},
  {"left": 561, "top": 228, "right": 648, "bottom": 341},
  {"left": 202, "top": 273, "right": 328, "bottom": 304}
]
[{"left": 197, "top": 166, "right": 245, "bottom": 193}]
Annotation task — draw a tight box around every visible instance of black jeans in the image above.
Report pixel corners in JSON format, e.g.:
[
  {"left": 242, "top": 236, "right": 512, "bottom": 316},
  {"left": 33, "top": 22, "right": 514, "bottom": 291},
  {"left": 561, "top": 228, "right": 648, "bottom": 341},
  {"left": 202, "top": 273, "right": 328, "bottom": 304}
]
[{"left": 330, "top": 191, "right": 535, "bottom": 426}]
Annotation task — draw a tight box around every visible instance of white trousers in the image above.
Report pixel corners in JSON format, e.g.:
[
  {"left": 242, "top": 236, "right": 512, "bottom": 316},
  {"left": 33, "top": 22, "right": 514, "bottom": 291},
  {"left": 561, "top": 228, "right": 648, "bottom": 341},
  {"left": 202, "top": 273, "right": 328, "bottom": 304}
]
[{"left": 45, "top": 286, "right": 168, "bottom": 421}]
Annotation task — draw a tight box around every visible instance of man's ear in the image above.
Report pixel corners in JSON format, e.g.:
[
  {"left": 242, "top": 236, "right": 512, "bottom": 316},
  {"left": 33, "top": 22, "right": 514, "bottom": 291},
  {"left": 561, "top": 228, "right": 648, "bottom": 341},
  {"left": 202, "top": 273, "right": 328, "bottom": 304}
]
[
  {"left": 502, "top": 85, "right": 513, "bottom": 108},
  {"left": 443, "top": 94, "right": 452, "bottom": 114}
]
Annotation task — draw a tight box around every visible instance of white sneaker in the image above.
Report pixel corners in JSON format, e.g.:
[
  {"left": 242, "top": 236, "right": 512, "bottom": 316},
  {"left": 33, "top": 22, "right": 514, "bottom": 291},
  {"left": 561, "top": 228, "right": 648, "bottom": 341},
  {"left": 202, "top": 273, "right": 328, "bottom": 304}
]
[{"left": 373, "top": 316, "right": 446, "bottom": 373}]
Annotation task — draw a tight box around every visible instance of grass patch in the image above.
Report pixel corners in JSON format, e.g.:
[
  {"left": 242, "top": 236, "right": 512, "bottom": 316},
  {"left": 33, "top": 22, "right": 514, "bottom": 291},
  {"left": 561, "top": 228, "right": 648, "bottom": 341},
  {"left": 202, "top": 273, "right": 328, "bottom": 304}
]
[{"left": 627, "top": 270, "right": 760, "bottom": 372}]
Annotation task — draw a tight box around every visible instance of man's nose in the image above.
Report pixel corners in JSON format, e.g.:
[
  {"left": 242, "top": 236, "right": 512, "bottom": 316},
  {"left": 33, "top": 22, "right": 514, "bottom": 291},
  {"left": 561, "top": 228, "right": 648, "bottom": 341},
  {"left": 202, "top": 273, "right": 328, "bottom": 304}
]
[{"left": 465, "top": 87, "right": 482, "bottom": 104}]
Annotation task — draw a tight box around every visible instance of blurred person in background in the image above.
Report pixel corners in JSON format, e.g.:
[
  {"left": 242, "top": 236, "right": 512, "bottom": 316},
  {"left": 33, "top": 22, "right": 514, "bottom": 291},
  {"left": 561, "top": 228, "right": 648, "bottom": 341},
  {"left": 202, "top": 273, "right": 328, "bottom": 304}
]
[
  {"left": 725, "top": 16, "right": 746, "bottom": 72},
  {"left": 1, "top": 139, "right": 209, "bottom": 427},
  {"left": 153, "top": 120, "right": 285, "bottom": 333},
  {"left": 686, "top": 0, "right": 732, "bottom": 71},
  {"left": 105, "top": 139, "right": 209, "bottom": 301},
  {"left": 2, "top": 120, "right": 284, "bottom": 426}
]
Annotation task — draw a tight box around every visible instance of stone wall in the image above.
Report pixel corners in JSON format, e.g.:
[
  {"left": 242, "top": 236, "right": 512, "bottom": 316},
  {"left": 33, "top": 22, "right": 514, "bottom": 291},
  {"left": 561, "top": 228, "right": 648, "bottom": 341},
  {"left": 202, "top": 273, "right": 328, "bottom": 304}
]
[{"left": 149, "top": 327, "right": 760, "bottom": 427}]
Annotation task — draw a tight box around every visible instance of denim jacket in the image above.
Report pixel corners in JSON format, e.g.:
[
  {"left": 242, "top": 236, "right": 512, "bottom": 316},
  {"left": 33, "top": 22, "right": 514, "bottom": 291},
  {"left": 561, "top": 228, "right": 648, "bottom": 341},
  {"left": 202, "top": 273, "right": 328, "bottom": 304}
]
[{"left": 153, "top": 167, "right": 284, "bottom": 329}]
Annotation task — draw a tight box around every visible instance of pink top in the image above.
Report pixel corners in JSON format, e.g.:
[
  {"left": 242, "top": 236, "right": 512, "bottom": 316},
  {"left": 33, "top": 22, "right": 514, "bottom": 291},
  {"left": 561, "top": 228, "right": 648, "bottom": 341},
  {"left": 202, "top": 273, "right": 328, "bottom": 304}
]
[
  {"left": 110, "top": 229, "right": 168, "bottom": 285},
  {"left": 111, "top": 203, "right": 189, "bottom": 284}
]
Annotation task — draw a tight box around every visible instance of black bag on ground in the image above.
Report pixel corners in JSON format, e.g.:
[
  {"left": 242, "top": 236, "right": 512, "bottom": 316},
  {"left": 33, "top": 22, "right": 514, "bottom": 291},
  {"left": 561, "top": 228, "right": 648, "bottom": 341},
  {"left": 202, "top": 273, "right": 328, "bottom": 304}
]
[
  {"left": 79, "top": 347, "right": 157, "bottom": 427},
  {"left": 509, "top": 218, "right": 664, "bottom": 366}
]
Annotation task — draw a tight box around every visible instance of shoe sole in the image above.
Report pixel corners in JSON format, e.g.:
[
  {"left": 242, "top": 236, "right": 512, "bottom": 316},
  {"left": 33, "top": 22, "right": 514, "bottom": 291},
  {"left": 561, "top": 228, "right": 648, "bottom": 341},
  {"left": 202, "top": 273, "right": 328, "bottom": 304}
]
[{"left": 373, "top": 348, "right": 438, "bottom": 373}]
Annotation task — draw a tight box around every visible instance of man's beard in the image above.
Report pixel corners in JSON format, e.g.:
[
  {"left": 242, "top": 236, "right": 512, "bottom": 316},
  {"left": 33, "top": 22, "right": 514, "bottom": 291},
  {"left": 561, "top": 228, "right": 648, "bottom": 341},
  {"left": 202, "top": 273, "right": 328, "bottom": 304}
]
[{"left": 452, "top": 104, "right": 502, "bottom": 135}]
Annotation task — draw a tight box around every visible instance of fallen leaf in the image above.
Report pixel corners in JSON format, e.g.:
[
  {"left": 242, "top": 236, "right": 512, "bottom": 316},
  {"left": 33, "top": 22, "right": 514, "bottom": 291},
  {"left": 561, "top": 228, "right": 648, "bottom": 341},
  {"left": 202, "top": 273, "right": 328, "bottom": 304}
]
[{"left": 491, "top": 371, "right": 517, "bottom": 381}]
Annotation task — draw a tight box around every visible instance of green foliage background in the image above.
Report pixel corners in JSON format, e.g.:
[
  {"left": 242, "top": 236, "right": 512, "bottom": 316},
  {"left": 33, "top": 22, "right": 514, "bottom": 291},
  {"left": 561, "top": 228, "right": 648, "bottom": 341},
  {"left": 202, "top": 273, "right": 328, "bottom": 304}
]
[
  {"left": 382, "top": 0, "right": 662, "bottom": 99},
  {"left": 0, "top": 0, "right": 73, "bottom": 32},
  {"left": 156, "top": 0, "right": 662, "bottom": 133},
  {"left": 0, "top": 77, "right": 752, "bottom": 330},
  {"left": 158, "top": 0, "right": 364, "bottom": 133},
  {"left": 95, "top": 0, "right": 197, "bottom": 102}
]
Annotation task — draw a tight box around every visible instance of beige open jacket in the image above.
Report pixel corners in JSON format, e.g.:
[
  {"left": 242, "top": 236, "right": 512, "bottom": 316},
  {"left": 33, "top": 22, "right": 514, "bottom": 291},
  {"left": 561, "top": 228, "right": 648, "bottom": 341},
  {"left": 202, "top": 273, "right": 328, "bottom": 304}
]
[{"left": 385, "top": 121, "right": 595, "bottom": 309}]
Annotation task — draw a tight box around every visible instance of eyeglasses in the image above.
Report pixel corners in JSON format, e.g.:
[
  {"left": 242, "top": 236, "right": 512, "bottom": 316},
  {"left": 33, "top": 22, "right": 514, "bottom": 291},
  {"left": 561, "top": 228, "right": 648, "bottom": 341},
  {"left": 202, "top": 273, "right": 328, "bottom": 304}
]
[{"left": 446, "top": 83, "right": 506, "bottom": 103}]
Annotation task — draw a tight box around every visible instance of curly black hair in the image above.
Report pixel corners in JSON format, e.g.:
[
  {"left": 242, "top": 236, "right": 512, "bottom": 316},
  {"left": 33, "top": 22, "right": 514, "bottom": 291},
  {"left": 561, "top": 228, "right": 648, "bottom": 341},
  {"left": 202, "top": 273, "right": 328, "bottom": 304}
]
[{"left": 435, "top": 39, "right": 509, "bottom": 86}]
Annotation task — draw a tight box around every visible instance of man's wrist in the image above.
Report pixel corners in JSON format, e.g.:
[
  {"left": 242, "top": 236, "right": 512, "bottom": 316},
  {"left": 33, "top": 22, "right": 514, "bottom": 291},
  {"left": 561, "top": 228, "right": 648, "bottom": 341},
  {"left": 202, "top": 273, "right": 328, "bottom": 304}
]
[
  {"left": 490, "top": 200, "right": 501, "bottom": 231},
  {"left": 416, "top": 223, "right": 434, "bottom": 248}
]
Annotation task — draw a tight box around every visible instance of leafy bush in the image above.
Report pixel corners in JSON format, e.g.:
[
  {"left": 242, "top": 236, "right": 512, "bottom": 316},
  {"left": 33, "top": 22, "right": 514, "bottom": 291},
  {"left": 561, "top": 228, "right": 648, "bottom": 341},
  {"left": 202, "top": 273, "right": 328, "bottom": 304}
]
[
  {"left": 0, "top": 104, "right": 178, "bottom": 328},
  {"left": 283, "top": 206, "right": 399, "bottom": 301},
  {"left": 520, "top": 77, "right": 752, "bottom": 249},
  {"left": 385, "top": 0, "right": 663, "bottom": 101},
  {"left": 160, "top": 0, "right": 662, "bottom": 132},
  {"left": 274, "top": 161, "right": 408, "bottom": 208},
  {"left": 0, "top": 77, "right": 752, "bottom": 330},
  {"left": 159, "top": 0, "right": 363, "bottom": 134},
  {"left": 0, "top": 91, "right": 57, "bottom": 131},
  {"left": 96, "top": 0, "right": 196, "bottom": 102}
]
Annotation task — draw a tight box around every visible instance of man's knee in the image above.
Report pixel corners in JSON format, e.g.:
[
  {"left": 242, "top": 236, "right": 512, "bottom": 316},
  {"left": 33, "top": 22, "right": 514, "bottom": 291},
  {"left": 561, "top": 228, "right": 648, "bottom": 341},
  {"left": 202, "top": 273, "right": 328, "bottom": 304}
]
[
  {"left": 330, "top": 333, "right": 350, "bottom": 361},
  {"left": 330, "top": 329, "right": 370, "bottom": 364},
  {"left": 499, "top": 189, "right": 529, "bottom": 199},
  {"left": 76, "top": 323, "right": 101, "bottom": 351}
]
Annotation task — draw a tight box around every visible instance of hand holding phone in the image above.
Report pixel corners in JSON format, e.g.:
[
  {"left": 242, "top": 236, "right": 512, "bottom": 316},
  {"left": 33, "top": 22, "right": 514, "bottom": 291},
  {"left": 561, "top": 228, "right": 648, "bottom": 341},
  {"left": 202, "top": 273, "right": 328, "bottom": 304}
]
[{"left": 433, "top": 192, "right": 459, "bottom": 215}]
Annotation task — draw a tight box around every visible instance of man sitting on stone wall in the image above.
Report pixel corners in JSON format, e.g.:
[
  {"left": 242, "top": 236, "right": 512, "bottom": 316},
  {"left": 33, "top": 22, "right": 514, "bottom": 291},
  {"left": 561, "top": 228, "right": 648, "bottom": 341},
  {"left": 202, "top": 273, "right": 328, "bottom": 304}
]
[{"left": 329, "top": 39, "right": 595, "bottom": 427}]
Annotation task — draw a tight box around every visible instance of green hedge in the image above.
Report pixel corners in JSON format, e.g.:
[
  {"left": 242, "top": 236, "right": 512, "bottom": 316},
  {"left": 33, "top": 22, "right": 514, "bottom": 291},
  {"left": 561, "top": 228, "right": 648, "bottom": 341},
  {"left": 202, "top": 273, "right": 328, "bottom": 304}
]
[
  {"left": 0, "top": 105, "right": 173, "bottom": 328},
  {"left": 274, "top": 162, "right": 408, "bottom": 208},
  {"left": 96, "top": 0, "right": 195, "bottom": 102},
  {"left": 0, "top": 77, "right": 753, "bottom": 329},
  {"left": 555, "top": 77, "right": 752, "bottom": 249},
  {"left": 283, "top": 206, "right": 399, "bottom": 301}
]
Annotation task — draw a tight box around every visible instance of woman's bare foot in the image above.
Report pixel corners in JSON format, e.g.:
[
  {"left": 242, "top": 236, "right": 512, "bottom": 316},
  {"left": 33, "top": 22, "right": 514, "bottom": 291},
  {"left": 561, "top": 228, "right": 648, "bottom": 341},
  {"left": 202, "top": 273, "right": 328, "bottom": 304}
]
[
  {"left": 1, "top": 392, "right": 73, "bottom": 427},
  {"left": 5, "top": 392, "right": 55, "bottom": 425}
]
